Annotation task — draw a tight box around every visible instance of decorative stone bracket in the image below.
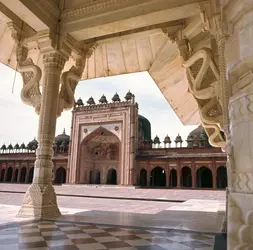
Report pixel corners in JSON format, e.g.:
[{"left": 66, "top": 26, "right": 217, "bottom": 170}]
[
  {"left": 182, "top": 48, "right": 225, "bottom": 150},
  {"left": 57, "top": 43, "right": 97, "bottom": 117},
  {"left": 16, "top": 46, "right": 42, "bottom": 115}
]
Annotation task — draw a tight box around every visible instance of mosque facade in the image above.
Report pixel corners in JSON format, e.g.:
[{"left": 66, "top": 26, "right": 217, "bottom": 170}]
[{"left": 0, "top": 92, "right": 227, "bottom": 189}]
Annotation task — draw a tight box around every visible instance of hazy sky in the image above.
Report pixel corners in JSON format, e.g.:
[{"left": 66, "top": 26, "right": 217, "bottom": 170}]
[{"left": 0, "top": 63, "right": 198, "bottom": 146}]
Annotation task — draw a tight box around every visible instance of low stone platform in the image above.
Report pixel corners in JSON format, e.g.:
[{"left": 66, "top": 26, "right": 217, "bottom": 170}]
[{"left": 0, "top": 184, "right": 226, "bottom": 202}]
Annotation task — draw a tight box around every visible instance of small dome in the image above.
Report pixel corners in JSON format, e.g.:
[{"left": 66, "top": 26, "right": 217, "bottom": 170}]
[
  {"left": 188, "top": 125, "right": 210, "bottom": 148},
  {"left": 164, "top": 135, "right": 171, "bottom": 144},
  {"left": 138, "top": 115, "right": 151, "bottom": 141},
  {"left": 55, "top": 129, "right": 70, "bottom": 144},
  {"left": 99, "top": 94, "right": 108, "bottom": 104},
  {"left": 20, "top": 143, "right": 26, "bottom": 149},
  {"left": 87, "top": 96, "right": 95, "bottom": 105},
  {"left": 153, "top": 135, "right": 161, "bottom": 144},
  {"left": 1, "top": 144, "right": 6, "bottom": 150},
  {"left": 75, "top": 98, "right": 84, "bottom": 106},
  {"left": 14, "top": 143, "right": 20, "bottom": 150},
  {"left": 175, "top": 134, "right": 183, "bottom": 143},
  {"left": 112, "top": 93, "right": 121, "bottom": 102},
  {"left": 7, "top": 144, "right": 13, "bottom": 150},
  {"left": 27, "top": 138, "right": 38, "bottom": 150},
  {"left": 124, "top": 91, "right": 133, "bottom": 101}
]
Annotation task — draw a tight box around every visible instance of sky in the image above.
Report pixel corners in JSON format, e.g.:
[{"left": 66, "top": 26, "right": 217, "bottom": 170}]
[{"left": 0, "top": 63, "right": 198, "bottom": 146}]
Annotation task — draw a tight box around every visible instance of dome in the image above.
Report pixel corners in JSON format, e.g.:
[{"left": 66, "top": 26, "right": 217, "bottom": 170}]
[
  {"left": 87, "top": 96, "right": 95, "bottom": 105},
  {"left": 27, "top": 138, "right": 38, "bottom": 150},
  {"left": 125, "top": 91, "right": 133, "bottom": 101},
  {"left": 153, "top": 135, "right": 161, "bottom": 144},
  {"left": 99, "top": 94, "right": 108, "bottom": 104},
  {"left": 164, "top": 135, "right": 171, "bottom": 144},
  {"left": 187, "top": 125, "right": 211, "bottom": 147},
  {"left": 138, "top": 115, "right": 151, "bottom": 141},
  {"left": 75, "top": 97, "right": 84, "bottom": 106},
  {"left": 55, "top": 129, "right": 70, "bottom": 144},
  {"left": 112, "top": 92, "right": 121, "bottom": 102},
  {"left": 175, "top": 134, "right": 183, "bottom": 143}
]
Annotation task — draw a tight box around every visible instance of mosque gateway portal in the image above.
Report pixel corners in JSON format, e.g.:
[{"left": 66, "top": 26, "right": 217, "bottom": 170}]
[{"left": 0, "top": 0, "right": 252, "bottom": 248}]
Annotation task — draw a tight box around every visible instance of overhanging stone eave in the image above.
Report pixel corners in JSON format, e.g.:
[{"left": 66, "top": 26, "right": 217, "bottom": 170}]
[{"left": 64, "top": 2, "right": 203, "bottom": 41}]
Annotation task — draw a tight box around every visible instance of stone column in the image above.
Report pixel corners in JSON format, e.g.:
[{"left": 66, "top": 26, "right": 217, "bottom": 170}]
[
  {"left": 18, "top": 51, "right": 66, "bottom": 218},
  {"left": 166, "top": 168, "right": 170, "bottom": 187},
  {"left": 222, "top": 0, "right": 253, "bottom": 248},
  {"left": 129, "top": 96, "right": 136, "bottom": 185}
]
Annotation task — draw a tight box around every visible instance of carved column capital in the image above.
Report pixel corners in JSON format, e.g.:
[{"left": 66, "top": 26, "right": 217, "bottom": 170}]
[{"left": 42, "top": 52, "right": 66, "bottom": 71}]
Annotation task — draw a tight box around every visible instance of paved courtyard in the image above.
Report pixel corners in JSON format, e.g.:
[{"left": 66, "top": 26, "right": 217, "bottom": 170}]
[{"left": 0, "top": 184, "right": 226, "bottom": 249}]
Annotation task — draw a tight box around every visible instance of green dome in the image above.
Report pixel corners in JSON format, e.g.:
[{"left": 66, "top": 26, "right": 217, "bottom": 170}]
[{"left": 138, "top": 115, "right": 151, "bottom": 141}]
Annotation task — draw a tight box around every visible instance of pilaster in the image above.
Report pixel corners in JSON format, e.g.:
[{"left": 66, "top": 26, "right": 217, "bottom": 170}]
[{"left": 221, "top": 0, "right": 253, "bottom": 248}]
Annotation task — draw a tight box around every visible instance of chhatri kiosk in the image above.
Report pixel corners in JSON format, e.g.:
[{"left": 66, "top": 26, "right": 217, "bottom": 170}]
[{"left": 0, "top": 0, "right": 251, "bottom": 248}]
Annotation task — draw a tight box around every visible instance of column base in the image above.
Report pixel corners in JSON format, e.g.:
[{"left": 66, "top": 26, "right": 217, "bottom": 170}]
[
  {"left": 17, "top": 183, "right": 61, "bottom": 218},
  {"left": 228, "top": 192, "right": 253, "bottom": 249}
]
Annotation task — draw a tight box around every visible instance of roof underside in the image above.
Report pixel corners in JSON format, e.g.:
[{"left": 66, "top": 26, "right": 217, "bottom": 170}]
[{"left": 0, "top": 0, "right": 208, "bottom": 125}]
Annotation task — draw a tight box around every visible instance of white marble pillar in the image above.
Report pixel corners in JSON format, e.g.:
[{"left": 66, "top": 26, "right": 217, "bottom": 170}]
[
  {"left": 18, "top": 51, "right": 66, "bottom": 218},
  {"left": 222, "top": 0, "right": 253, "bottom": 248}
]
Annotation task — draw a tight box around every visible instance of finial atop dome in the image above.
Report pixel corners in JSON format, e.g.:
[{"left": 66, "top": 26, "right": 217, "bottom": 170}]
[
  {"left": 124, "top": 90, "right": 133, "bottom": 101},
  {"left": 99, "top": 94, "right": 108, "bottom": 104},
  {"left": 63, "top": 128, "right": 66, "bottom": 135},
  {"left": 75, "top": 97, "right": 84, "bottom": 106},
  {"left": 112, "top": 92, "right": 121, "bottom": 102},
  {"left": 87, "top": 96, "right": 95, "bottom": 105}
]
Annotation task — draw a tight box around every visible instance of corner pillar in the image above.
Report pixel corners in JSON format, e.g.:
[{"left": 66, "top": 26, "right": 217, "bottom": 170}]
[
  {"left": 18, "top": 51, "right": 66, "bottom": 218},
  {"left": 221, "top": 0, "right": 253, "bottom": 248}
]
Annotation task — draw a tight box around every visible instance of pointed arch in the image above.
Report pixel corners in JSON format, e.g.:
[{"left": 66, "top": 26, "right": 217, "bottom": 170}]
[
  {"left": 217, "top": 166, "right": 227, "bottom": 189},
  {"left": 150, "top": 167, "right": 166, "bottom": 186},
  {"left": 55, "top": 167, "right": 66, "bottom": 184},
  {"left": 196, "top": 166, "right": 213, "bottom": 188},
  {"left": 13, "top": 169, "right": 19, "bottom": 182},
  {"left": 140, "top": 168, "right": 147, "bottom": 186},
  {"left": 20, "top": 167, "right": 26, "bottom": 183},
  {"left": 181, "top": 167, "right": 192, "bottom": 187},
  {"left": 81, "top": 126, "right": 120, "bottom": 145},
  {"left": 28, "top": 167, "right": 34, "bottom": 183},
  {"left": 107, "top": 168, "right": 117, "bottom": 185},
  {"left": 6, "top": 167, "right": 13, "bottom": 182},
  {"left": 169, "top": 169, "right": 177, "bottom": 187}
]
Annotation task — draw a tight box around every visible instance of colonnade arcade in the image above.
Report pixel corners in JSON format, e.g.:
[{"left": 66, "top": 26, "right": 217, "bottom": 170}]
[
  {"left": 0, "top": 0, "right": 252, "bottom": 248},
  {"left": 0, "top": 165, "right": 67, "bottom": 185},
  {"left": 139, "top": 165, "right": 227, "bottom": 189}
]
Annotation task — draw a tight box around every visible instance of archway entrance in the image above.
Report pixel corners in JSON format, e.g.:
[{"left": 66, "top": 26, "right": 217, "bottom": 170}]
[
  {"left": 140, "top": 169, "right": 147, "bottom": 186},
  {"left": 169, "top": 169, "right": 177, "bottom": 187},
  {"left": 107, "top": 168, "right": 117, "bottom": 185},
  {"left": 6, "top": 167, "right": 13, "bottom": 182},
  {"left": 28, "top": 167, "right": 34, "bottom": 183},
  {"left": 0, "top": 169, "right": 5, "bottom": 182},
  {"left": 94, "top": 170, "right": 100, "bottom": 184},
  {"left": 13, "top": 169, "right": 18, "bottom": 182},
  {"left": 150, "top": 167, "right": 166, "bottom": 186},
  {"left": 55, "top": 167, "right": 66, "bottom": 184},
  {"left": 197, "top": 167, "right": 213, "bottom": 188},
  {"left": 217, "top": 166, "right": 227, "bottom": 189},
  {"left": 20, "top": 167, "right": 26, "bottom": 183},
  {"left": 89, "top": 170, "right": 93, "bottom": 184},
  {"left": 181, "top": 167, "right": 192, "bottom": 187}
]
